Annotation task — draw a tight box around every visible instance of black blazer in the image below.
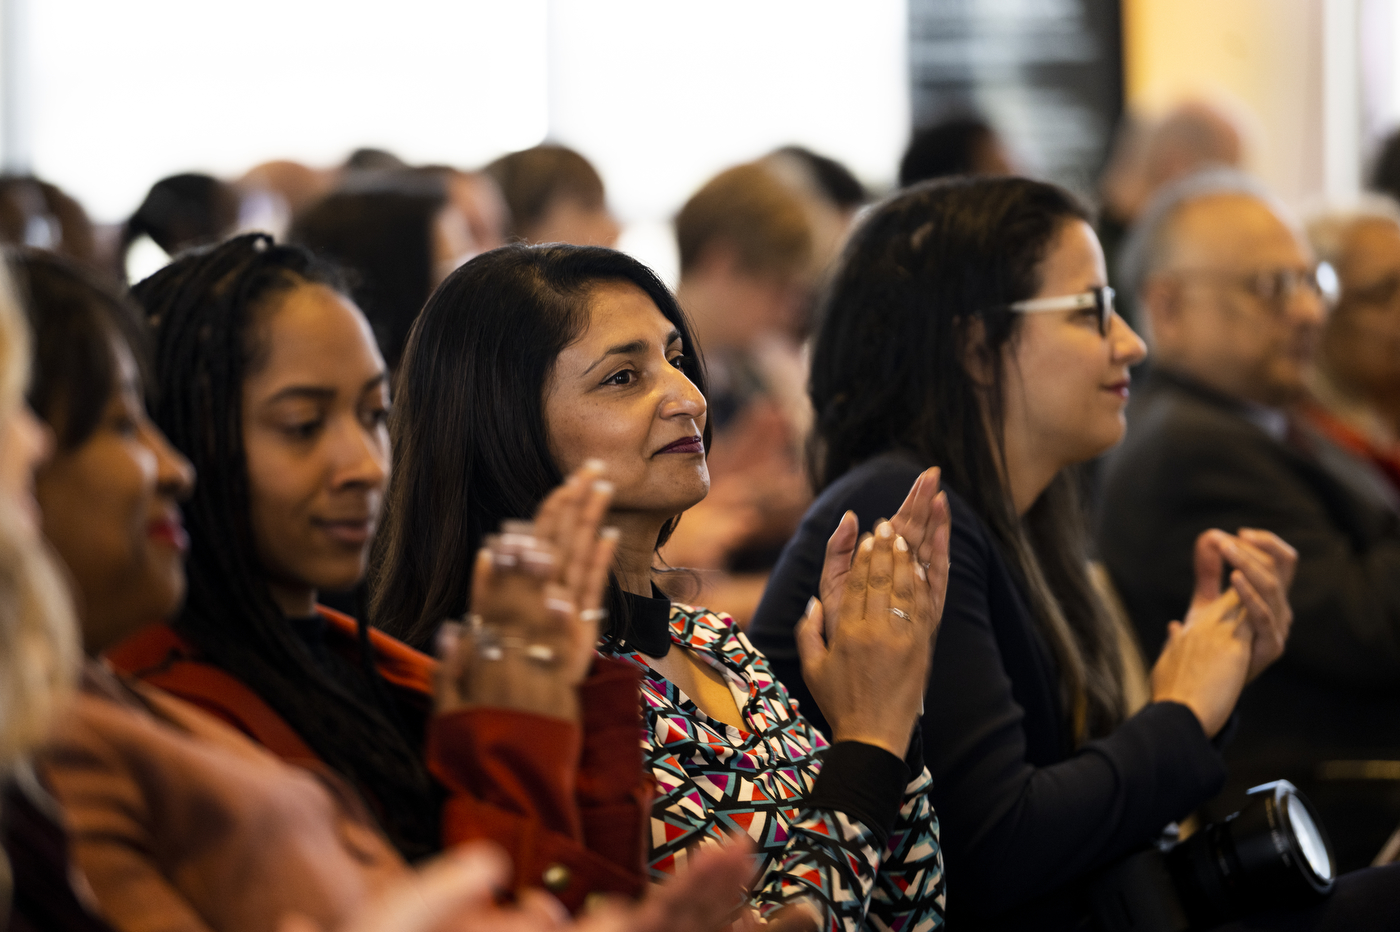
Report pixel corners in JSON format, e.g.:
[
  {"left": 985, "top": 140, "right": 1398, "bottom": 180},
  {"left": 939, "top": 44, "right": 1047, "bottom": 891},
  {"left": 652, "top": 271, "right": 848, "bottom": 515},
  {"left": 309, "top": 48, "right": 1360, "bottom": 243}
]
[
  {"left": 749, "top": 452, "right": 1226, "bottom": 930},
  {"left": 1097, "top": 369, "right": 1400, "bottom": 864}
]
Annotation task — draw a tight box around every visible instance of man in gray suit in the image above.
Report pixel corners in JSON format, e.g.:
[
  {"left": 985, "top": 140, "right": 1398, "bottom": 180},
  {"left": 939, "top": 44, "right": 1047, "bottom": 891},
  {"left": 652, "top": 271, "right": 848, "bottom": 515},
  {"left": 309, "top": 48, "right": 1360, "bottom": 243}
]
[{"left": 1098, "top": 169, "right": 1400, "bottom": 870}]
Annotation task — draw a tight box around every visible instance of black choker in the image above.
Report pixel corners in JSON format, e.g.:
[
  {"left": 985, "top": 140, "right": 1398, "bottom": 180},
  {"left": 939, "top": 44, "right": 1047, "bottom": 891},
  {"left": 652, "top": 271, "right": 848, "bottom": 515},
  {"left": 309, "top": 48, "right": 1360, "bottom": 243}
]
[{"left": 610, "top": 586, "right": 674, "bottom": 658}]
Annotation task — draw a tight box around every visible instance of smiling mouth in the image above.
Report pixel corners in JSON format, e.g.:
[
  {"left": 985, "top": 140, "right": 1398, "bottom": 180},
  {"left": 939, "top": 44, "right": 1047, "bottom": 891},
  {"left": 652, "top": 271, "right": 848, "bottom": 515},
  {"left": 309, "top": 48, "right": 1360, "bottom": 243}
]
[
  {"left": 313, "top": 518, "right": 375, "bottom": 546},
  {"left": 655, "top": 436, "right": 705, "bottom": 455}
]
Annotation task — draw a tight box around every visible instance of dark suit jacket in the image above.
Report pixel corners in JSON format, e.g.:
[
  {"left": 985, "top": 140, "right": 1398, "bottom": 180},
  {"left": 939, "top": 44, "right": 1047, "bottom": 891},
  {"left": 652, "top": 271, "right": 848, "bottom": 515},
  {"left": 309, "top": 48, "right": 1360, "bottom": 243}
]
[
  {"left": 750, "top": 453, "right": 1226, "bottom": 930},
  {"left": 1098, "top": 369, "right": 1400, "bottom": 865}
]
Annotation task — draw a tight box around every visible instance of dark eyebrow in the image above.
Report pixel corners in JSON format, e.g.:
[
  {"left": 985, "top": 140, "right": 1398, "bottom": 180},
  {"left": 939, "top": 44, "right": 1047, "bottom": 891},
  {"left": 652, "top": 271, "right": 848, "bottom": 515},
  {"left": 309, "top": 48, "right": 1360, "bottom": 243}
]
[
  {"left": 581, "top": 330, "right": 683, "bottom": 377},
  {"left": 264, "top": 373, "right": 386, "bottom": 406},
  {"left": 265, "top": 386, "right": 336, "bottom": 405}
]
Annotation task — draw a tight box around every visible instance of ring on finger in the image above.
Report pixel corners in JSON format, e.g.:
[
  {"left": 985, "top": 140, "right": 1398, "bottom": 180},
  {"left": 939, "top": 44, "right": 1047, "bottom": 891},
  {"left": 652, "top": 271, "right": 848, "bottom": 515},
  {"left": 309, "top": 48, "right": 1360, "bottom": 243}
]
[
  {"left": 887, "top": 607, "right": 913, "bottom": 621},
  {"left": 580, "top": 608, "right": 609, "bottom": 623}
]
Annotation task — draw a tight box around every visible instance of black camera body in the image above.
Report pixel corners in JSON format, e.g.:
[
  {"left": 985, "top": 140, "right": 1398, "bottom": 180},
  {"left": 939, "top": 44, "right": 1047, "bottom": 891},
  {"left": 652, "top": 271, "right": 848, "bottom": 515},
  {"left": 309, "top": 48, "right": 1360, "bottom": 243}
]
[{"left": 1092, "top": 781, "right": 1336, "bottom": 932}]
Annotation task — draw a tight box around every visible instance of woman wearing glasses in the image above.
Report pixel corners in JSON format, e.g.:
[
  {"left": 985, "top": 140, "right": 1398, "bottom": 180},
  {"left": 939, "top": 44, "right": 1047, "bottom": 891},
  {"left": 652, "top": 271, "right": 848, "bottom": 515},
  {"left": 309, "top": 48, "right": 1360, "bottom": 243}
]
[{"left": 748, "top": 176, "right": 1300, "bottom": 929}]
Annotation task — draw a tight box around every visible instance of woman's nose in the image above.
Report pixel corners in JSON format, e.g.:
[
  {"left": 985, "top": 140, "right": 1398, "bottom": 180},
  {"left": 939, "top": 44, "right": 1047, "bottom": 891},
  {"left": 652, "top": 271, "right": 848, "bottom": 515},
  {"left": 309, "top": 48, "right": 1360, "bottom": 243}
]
[
  {"left": 333, "top": 419, "right": 389, "bottom": 490},
  {"left": 1111, "top": 313, "right": 1149, "bottom": 366},
  {"left": 148, "top": 423, "right": 195, "bottom": 499},
  {"left": 660, "top": 366, "right": 707, "bottom": 421}
]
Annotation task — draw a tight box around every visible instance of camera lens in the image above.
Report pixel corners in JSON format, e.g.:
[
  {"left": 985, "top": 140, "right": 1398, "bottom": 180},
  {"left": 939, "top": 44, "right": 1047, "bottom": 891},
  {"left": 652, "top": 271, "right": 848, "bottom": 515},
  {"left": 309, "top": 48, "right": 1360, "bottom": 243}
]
[
  {"left": 1165, "top": 780, "right": 1336, "bottom": 926},
  {"left": 1287, "top": 793, "right": 1333, "bottom": 884}
]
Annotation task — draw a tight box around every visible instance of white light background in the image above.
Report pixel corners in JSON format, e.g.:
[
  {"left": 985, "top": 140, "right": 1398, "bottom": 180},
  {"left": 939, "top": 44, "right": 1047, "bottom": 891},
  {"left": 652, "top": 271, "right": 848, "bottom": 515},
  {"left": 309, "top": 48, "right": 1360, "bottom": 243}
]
[{"left": 27, "top": 0, "right": 909, "bottom": 283}]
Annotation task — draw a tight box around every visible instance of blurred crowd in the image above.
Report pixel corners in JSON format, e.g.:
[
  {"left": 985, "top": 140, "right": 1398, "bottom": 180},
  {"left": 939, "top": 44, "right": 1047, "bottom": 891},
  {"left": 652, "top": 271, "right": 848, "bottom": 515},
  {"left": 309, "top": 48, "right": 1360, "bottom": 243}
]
[{"left": 3, "top": 93, "right": 1400, "bottom": 932}]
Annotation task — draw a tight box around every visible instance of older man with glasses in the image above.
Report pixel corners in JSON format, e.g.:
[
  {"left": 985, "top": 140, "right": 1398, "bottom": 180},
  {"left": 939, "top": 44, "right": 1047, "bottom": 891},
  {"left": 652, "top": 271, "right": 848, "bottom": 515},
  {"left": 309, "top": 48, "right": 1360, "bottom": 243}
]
[
  {"left": 1097, "top": 169, "right": 1400, "bottom": 873},
  {"left": 1303, "top": 201, "right": 1400, "bottom": 494}
]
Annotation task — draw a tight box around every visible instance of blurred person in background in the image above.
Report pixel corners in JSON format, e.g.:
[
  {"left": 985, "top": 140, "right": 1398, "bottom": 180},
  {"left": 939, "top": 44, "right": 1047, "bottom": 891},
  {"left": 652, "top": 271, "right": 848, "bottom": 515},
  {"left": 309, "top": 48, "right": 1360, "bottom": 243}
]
[
  {"left": 1303, "top": 200, "right": 1400, "bottom": 492},
  {"left": 238, "top": 159, "right": 338, "bottom": 217},
  {"left": 897, "top": 114, "right": 1017, "bottom": 188},
  {"left": 1098, "top": 99, "right": 1250, "bottom": 331},
  {"left": 665, "top": 162, "right": 816, "bottom": 622},
  {"left": 762, "top": 145, "right": 869, "bottom": 315},
  {"left": 0, "top": 175, "right": 100, "bottom": 272},
  {"left": 1369, "top": 128, "right": 1400, "bottom": 206},
  {"left": 342, "top": 147, "right": 410, "bottom": 175},
  {"left": 421, "top": 166, "right": 511, "bottom": 255},
  {"left": 485, "top": 144, "right": 619, "bottom": 248},
  {"left": 236, "top": 159, "right": 340, "bottom": 243},
  {"left": 120, "top": 173, "right": 241, "bottom": 283},
  {"left": 292, "top": 173, "right": 472, "bottom": 374},
  {"left": 0, "top": 255, "right": 92, "bottom": 932},
  {"left": 1100, "top": 169, "right": 1400, "bottom": 871}
]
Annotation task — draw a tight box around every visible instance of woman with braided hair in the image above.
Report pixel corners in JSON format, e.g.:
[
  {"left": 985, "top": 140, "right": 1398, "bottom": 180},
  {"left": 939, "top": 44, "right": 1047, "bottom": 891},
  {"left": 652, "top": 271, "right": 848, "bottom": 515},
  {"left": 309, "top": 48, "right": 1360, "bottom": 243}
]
[{"left": 105, "top": 233, "right": 650, "bottom": 909}]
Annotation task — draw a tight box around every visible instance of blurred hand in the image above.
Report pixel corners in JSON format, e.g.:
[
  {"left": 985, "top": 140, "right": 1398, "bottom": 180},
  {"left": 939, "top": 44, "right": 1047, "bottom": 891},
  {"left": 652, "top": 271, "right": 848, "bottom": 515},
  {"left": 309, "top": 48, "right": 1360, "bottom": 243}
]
[
  {"left": 279, "top": 839, "right": 819, "bottom": 932},
  {"left": 797, "top": 503, "right": 949, "bottom": 758},
  {"left": 1215, "top": 528, "right": 1295, "bottom": 681},
  {"left": 435, "top": 462, "right": 617, "bottom": 721},
  {"left": 1151, "top": 531, "right": 1260, "bottom": 737},
  {"left": 659, "top": 474, "right": 761, "bottom": 570}
]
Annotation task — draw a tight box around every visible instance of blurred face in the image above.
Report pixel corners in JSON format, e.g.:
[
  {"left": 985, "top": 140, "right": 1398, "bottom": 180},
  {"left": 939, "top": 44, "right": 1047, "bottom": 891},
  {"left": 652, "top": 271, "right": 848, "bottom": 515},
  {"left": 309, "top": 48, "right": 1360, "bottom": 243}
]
[
  {"left": 1147, "top": 194, "right": 1325, "bottom": 406},
  {"left": 525, "top": 196, "right": 621, "bottom": 249},
  {"left": 1000, "top": 219, "right": 1148, "bottom": 473},
  {"left": 0, "top": 394, "right": 50, "bottom": 537},
  {"left": 242, "top": 284, "right": 389, "bottom": 615},
  {"left": 1322, "top": 217, "right": 1400, "bottom": 402},
  {"left": 544, "top": 282, "right": 709, "bottom": 523},
  {"left": 36, "top": 340, "right": 195, "bottom": 653},
  {"left": 432, "top": 204, "right": 474, "bottom": 286}
]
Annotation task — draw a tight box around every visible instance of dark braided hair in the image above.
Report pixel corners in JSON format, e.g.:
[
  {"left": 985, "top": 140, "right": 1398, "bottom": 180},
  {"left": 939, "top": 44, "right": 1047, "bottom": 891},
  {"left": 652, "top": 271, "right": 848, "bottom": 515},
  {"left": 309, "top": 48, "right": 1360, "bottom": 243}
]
[{"left": 131, "top": 233, "right": 441, "bottom": 858}]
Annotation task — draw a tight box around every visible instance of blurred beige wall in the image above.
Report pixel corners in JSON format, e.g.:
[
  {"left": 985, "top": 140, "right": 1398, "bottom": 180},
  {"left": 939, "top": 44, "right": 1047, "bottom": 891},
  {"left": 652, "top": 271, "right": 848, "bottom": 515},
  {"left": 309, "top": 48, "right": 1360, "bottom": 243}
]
[{"left": 1124, "top": 0, "right": 1345, "bottom": 209}]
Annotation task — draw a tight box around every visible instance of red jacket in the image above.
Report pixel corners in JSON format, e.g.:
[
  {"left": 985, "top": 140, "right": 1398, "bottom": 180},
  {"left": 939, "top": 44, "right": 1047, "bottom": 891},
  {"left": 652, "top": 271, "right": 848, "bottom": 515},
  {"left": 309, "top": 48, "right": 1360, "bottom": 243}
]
[{"left": 105, "top": 607, "right": 648, "bottom": 910}]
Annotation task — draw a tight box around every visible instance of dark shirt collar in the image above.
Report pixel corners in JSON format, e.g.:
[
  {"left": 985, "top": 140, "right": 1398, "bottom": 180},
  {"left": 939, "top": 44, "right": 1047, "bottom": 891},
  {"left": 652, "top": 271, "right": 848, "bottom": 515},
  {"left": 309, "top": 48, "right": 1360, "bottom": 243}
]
[{"left": 609, "top": 585, "right": 673, "bottom": 658}]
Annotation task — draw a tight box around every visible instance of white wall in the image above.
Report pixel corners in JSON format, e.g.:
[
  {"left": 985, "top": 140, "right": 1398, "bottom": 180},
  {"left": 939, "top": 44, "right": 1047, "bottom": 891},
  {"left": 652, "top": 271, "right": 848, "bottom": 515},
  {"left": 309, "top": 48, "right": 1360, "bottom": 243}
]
[{"left": 19, "top": 0, "right": 909, "bottom": 282}]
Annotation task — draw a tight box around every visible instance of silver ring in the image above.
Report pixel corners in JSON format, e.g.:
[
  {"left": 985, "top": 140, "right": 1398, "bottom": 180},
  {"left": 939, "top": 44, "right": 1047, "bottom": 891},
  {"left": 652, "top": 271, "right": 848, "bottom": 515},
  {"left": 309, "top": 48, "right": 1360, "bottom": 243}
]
[
  {"left": 580, "top": 608, "right": 609, "bottom": 623},
  {"left": 920, "top": 561, "right": 931, "bottom": 570},
  {"left": 887, "top": 607, "right": 912, "bottom": 621}
]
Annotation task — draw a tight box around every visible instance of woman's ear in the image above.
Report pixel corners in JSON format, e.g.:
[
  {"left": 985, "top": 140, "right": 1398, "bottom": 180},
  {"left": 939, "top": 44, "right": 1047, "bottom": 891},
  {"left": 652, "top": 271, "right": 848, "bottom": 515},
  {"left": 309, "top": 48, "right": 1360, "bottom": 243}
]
[{"left": 959, "top": 316, "right": 996, "bottom": 389}]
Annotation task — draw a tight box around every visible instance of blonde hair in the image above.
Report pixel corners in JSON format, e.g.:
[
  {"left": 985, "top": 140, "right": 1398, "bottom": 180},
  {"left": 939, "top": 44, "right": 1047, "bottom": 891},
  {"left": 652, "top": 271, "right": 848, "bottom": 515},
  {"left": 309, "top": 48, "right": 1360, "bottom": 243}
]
[{"left": 0, "top": 258, "right": 78, "bottom": 775}]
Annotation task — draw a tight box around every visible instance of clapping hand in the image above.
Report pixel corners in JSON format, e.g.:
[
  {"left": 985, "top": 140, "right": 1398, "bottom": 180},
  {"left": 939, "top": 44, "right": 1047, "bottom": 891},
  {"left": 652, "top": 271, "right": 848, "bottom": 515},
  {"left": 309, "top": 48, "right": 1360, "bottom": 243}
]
[
  {"left": 1150, "top": 526, "right": 1296, "bottom": 738},
  {"left": 435, "top": 461, "right": 618, "bottom": 721},
  {"left": 278, "top": 839, "right": 819, "bottom": 932},
  {"left": 1194, "top": 528, "right": 1295, "bottom": 682},
  {"left": 796, "top": 469, "right": 951, "bottom": 758},
  {"left": 814, "top": 467, "right": 950, "bottom": 644}
]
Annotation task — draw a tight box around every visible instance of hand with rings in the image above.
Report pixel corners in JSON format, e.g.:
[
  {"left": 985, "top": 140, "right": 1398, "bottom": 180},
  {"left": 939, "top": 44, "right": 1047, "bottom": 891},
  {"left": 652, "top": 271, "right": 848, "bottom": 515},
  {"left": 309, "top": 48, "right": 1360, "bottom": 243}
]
[
  {"left": 796, "top": 474, "right": 951, "bottom": 758},
  {"left": 815, "top": 467, "right": 951, "bottom": 647},
  {"left": 434, "top": 460, "right": 619, "bottom": 721}
]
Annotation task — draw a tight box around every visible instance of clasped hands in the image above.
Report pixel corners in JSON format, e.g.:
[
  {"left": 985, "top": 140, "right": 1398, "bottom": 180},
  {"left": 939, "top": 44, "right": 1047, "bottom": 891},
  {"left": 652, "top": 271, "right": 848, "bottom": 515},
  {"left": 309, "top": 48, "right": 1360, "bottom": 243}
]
[{"left": 1151, "top": 527, "right": 1297, "bottom": 737}]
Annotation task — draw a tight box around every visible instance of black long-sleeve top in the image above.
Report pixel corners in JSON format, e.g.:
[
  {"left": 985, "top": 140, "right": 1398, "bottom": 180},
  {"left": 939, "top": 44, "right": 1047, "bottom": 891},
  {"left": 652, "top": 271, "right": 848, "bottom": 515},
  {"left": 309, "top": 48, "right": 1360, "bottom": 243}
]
[{"left": 748, "top": 452, "right": 1227, "bottom": 929}]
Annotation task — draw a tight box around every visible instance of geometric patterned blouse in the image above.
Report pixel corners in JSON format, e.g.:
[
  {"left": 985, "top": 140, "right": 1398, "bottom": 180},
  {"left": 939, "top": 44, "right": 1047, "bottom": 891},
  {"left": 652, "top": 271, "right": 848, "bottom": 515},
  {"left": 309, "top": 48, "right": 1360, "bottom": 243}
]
[{"left": 597, "top": 596, "right": 946, "bottom": 932}]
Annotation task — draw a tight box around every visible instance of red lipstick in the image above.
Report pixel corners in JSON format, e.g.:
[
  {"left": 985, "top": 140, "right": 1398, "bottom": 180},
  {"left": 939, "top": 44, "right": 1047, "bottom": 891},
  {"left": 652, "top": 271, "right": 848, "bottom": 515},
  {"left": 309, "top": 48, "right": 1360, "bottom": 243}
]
[
  {"left": 148, "top": 515, "right": 189, "bottom": 552},
  {"left": 655, "top": 436, "right": 705, "bottom": 455}
]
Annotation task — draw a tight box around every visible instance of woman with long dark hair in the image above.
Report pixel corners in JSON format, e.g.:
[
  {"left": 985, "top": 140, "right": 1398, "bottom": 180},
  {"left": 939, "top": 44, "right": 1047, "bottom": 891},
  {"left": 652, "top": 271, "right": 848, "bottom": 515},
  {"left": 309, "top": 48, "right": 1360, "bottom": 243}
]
[
  {"left": 749, "top": 176, "right": 1308, "bottom": 929},
  {"left": 373, "top": 243, "right": 950, "bottom": 931},
  {"left": 104, "top": 233, "right": 650, "bottom": 909}
]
